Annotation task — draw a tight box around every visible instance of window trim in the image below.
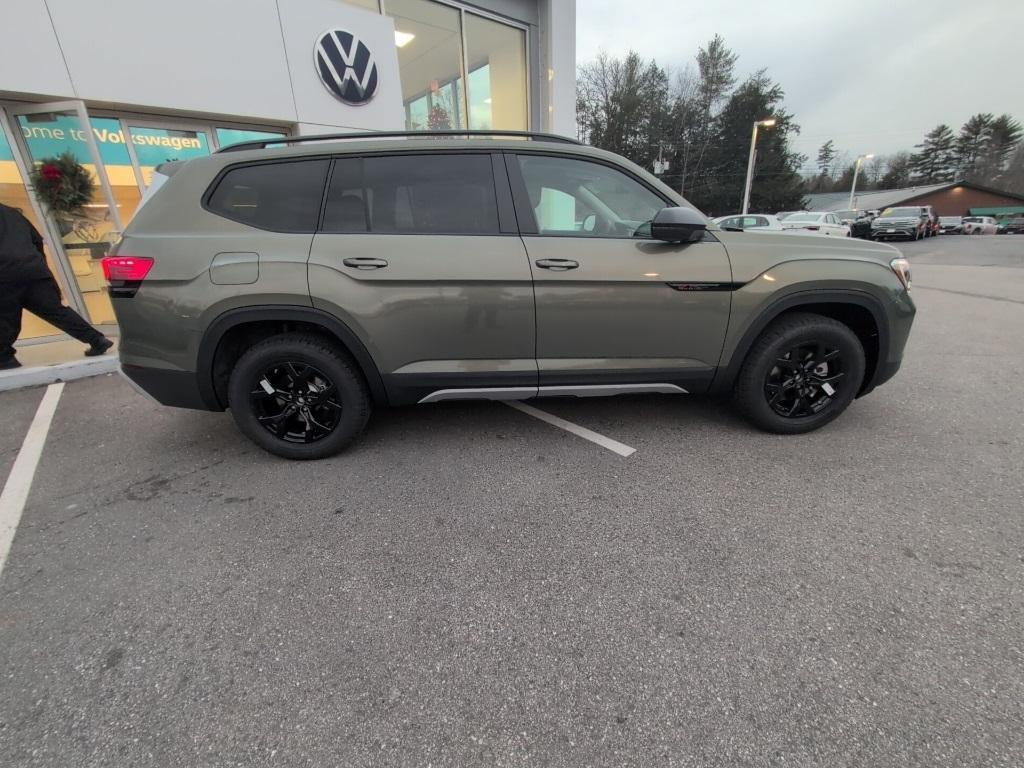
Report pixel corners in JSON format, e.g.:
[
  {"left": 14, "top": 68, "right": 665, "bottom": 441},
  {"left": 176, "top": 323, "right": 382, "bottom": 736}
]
[
  {"left": 202, "top": 156, "right": 332, "bottom": 233},
  {"left": 505, "top": 150, "right": 674, "bottom": 239},
  {"left": 318, "top": 149, "right": 510, "bottom": 237}
]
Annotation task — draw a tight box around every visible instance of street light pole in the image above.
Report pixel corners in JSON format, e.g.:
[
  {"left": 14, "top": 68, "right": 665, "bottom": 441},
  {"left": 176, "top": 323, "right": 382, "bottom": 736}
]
[
  {"left": 742, "top": 119, "right": 776, "bottom": 215},
  {"left": 848, "top": 153, "right": 875, "bottom": 210}
]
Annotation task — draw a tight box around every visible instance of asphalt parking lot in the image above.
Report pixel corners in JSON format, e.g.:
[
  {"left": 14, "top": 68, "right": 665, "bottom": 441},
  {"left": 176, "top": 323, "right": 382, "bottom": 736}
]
[{"left": 1, "top": 234, "right": 1023, "bottom": 766}]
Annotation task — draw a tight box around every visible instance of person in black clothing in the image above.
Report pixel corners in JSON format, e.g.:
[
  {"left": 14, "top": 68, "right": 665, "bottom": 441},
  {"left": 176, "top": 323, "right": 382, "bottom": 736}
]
[{"left": 0, "top": 202, "right": 112, "bottom": 370}]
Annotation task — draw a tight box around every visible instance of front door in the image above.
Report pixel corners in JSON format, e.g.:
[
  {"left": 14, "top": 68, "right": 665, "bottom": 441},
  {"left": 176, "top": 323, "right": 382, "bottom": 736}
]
[
  {"left": 308, "top": 152, "right": 536, "bottom": 404},
  {"left": 5, "top": 100, "right": 132, "bottom": 328},
  {"left": 508, "top": 152, "right": 733, "bottom": 394}
]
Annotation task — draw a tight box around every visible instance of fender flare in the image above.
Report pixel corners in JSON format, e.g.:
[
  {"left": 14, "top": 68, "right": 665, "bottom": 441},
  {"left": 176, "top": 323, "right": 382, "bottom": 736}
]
[
  {"left": 197, "top": 305, "right": 388, "bottom": 408},
  {"left": 710, "top": 289, "right": 890, "bottom": 395}
]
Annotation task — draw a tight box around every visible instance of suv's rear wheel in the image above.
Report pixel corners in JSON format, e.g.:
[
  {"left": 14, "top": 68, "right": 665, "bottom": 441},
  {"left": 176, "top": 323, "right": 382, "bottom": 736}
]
[
  {"left": 734, "top": 312, "right": 865, "bottom": 434},
  {"left": 228, "top": 334, "right": 371, "bottom": 459}
]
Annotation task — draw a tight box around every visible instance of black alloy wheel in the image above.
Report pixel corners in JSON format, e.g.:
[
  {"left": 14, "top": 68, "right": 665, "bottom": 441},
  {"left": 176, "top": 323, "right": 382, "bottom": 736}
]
[
  {"left": 250, "top": 362, "right": 341, "bottom": 443},
  {"left": 228, "top": 333, "right": 371, "bottom": 459},
  {"left": 764, "top": 343, "right": 845, "bottom": 418},
  {"left": 733, "top": 312, "right": 865, "bottom": 434}
]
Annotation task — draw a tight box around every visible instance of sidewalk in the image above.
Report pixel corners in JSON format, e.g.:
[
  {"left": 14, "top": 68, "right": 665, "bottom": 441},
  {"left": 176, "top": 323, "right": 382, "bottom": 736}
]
[{"left": 0, "top": 337, "right": 120, "bottom": 392}]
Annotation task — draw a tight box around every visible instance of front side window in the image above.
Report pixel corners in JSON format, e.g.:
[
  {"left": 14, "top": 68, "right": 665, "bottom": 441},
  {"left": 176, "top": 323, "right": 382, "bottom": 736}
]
[
  {"left": 207, "top": 160, "right": 329, "bottom": 232},
  {"left": 322, "top": 154, "right": 499, "bottom": 235},
  {"left": 516, "top": 155, "right": 666, "bottom": 238}
]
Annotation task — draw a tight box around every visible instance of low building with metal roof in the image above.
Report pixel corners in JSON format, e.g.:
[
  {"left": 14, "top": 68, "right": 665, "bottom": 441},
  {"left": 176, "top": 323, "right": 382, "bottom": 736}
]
[{"left": 804, "top": 180, "right": 1024, "bottom": 217}]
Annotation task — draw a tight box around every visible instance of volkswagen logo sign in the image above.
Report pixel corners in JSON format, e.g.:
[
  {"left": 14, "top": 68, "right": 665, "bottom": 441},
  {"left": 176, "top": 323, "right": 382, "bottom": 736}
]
[{"left": 314, "top": 29, "right": 378, "bottom": 105}]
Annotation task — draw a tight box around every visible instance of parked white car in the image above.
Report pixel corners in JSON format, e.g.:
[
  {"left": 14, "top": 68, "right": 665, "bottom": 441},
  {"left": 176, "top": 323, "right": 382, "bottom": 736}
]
[
  {"left": 712, "top": 214, "right": 787, "bottom": 232},
  {"left": 962, "top": 216, "right": 998, "bottom": 235},
  {"left": 780, "top": 211, "right": 851, "bottom": 237}
]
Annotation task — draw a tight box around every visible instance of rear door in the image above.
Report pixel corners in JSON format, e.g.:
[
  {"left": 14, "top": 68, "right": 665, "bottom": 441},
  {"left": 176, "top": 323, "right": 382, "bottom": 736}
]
[
  {"left": 308, "top": 152, "right": 536, "bottom": 404},
  {"left": 508, "top": 151, "right": 732, "bottom": 394}
]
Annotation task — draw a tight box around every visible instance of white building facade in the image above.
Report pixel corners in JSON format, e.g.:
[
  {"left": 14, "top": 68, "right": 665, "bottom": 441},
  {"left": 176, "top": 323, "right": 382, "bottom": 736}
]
[{"left": 1, "top": 0, "right": 576, "bottom": 343}]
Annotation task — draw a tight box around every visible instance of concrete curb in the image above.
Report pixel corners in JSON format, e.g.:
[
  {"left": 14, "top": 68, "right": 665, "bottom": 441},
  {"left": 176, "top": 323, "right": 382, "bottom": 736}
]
[{"left": 0, "top": 356, "right": 119, "bottom": 393}]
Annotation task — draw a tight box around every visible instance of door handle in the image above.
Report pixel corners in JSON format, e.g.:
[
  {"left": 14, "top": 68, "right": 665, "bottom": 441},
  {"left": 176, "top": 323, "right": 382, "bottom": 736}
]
[
  {"left": 342, "top": 257, "right": 389, "bottom": 270},
  {"left": 535, "top": 258, "right": 579, "bottom": 271}
]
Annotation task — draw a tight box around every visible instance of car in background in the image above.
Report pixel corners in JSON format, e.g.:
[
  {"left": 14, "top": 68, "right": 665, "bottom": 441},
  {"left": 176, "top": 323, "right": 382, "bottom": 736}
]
[
  {"left": 711, "top": 214, "right": 786, "bottom": 232},
  {"left": 1000, "top": 217, "right": 1024, "bottom": 234},
  {"left": 871, "top": 206, "right": 929, "bottom": 241},
  {"left": 834, "top": 209, "right": 874, "bottom": 239},
  {"left": 938, "top": 216, "right": 963, "bottom": 234},
  {"left": 779, "top": 211, "right": 851, "bottom": 236},
  {"left": 962, "top": 216, "right": 998, "bottom": 235}
]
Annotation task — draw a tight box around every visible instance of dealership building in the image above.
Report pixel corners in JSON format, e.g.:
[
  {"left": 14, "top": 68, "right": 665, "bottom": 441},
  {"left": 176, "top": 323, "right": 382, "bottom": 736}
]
[{"left": 1, "top": 0, "right": 576, "bottom": 347}]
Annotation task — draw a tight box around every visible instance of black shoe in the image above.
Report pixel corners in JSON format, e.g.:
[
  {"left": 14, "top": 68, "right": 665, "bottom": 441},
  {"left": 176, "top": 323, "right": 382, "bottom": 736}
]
[
  {"left": 0, "top": 358, "right": 21, "bottom": 371},
  {"left": 85, "top": 337, "right": 114, "bottom": 357}
]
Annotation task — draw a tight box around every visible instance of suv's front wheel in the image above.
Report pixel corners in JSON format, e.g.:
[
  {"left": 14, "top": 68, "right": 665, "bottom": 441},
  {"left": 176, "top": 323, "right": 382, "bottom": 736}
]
[
  {"left": 228, "top": 334, "right": 371, "bottom": 459},
  {"left": 734, "top": 312, "right": 865, "bottom": 434}
]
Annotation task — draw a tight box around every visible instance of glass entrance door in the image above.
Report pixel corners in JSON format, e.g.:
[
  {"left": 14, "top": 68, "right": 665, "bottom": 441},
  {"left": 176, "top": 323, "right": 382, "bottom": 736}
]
[{"left": 6, "top": 100, "right": 133, "bottom": 327}]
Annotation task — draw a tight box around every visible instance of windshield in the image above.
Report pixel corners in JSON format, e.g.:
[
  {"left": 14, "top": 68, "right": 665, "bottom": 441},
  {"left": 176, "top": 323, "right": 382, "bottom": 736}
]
[
  {"left": 963, "top": 217, "right": 981, "bottom": 223},
  {"left": 834, "top": 210, "right": 857, "bottom": 220},
  {"left": 940, "top": 217, "right": 961, "bottom": 223},
  {"left": 881, "top": 207, "right": 921, "bottom": 217},
  {"left": 785, "top": 213, "right": 822, "bottom": 222}
]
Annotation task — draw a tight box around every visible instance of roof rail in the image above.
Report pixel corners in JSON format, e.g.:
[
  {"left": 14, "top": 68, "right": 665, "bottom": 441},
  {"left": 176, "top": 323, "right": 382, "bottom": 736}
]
[{"left": 216, "top": 129, "right": 582, "bottom": 153}]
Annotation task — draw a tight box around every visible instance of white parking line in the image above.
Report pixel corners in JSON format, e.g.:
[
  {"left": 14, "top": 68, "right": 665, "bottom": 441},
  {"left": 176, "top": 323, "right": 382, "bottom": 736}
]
[
  {"left": 0, "top": 383, "right": 64, "bottom": 578},
  {"left": 506, "top": 401, "right": 636, "bottom": 457}
]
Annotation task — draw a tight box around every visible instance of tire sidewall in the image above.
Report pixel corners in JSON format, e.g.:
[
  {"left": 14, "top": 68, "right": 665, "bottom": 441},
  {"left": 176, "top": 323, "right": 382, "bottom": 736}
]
[
  {"left": 228, "top": 336, "right": 370, "bottom": 460},
  {"left": 737, "top": 317, "right": 866, "bottom": 434}
]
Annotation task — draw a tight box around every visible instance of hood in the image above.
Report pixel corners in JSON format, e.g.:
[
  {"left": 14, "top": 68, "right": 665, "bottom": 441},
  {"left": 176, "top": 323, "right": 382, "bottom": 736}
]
[{"left": 714, "top": 230, "right": 901, "bottom": 283}]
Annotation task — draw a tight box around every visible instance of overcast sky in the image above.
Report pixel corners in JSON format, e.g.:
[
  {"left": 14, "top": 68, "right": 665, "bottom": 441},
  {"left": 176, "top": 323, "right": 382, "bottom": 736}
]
[{"left": 576, "top": 0, "right": 1020, "bottom": 170}]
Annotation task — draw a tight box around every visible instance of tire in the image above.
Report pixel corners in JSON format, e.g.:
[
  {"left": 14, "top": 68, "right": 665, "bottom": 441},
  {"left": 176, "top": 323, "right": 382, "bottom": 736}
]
[
  {"left": 733, "top": 312, "right": 866, "bottom": 435},
  {"left": 227, "top": 333, "right": 371, "bottom": 460}
]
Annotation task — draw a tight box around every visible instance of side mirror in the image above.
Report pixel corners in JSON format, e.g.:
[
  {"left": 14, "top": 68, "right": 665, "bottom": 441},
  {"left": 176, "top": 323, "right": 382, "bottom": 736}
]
[
  {"left": 650, "top": 206, "right": 707, "bottom": 243},
  {"left": 581, "top": 213, "right": 597, "bottom": 233}
]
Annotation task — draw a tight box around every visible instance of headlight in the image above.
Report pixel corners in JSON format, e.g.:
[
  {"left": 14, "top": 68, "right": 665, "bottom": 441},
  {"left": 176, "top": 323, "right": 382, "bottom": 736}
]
[{"left": 890, "top": 257, "right": 911, "bottom": 289}]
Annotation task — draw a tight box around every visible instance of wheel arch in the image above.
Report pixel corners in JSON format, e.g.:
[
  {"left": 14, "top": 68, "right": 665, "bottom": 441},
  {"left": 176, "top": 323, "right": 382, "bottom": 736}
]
[
  {"left": 712, "top": 289, "right": 890, "bottom": 397},
  {"left": 197, "top": 306, "right": 388, "bottom": 409}
]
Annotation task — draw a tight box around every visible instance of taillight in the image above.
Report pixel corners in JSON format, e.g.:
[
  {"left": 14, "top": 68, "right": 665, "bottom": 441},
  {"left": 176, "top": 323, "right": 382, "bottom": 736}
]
[
  {"left": 101, "top": 256, "right": 153, "bottom": 282},
  {"left": 890, "top": 257, "right": 911, "bottom": 289}
]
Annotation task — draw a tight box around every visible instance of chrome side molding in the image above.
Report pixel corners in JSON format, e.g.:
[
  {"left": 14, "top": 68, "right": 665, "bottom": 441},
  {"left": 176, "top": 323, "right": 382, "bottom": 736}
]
[
  {"left": 418, "top": 387, "right": 538, "bottom": 404},
  {"left": 538, "top": 384, "right": 688, "bottom": 397},
  {"left": 418, "top": 383, "right": 687, "bottom": 404}
]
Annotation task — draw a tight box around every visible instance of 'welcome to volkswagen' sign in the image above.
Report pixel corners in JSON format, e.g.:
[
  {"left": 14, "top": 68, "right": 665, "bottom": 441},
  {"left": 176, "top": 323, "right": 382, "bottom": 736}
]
[{"left": 314, "top": 29, "right": 378, "bottom": 105}]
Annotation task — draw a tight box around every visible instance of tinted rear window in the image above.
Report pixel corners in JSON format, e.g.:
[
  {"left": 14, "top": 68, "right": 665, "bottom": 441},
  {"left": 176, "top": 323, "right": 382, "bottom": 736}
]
[
  {"left": 322, "top": 154, "right": 499, "bottom": 235},
  {"left": 207, "top": 159, "right": 329, "bottom": 232}
]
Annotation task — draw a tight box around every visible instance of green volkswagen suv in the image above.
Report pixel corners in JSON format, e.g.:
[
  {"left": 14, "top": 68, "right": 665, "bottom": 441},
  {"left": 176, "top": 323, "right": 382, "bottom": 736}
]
[{"left": 103, "top": 131, "right": 915, "bottom": 459}]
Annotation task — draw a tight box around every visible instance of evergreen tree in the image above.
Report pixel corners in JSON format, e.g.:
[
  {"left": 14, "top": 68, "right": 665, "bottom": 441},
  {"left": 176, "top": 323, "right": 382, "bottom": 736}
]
[
  {"left": 955, "top": 113, "right": 993, "bottom": 177},
  {"left": 909, "top": 124, "right": 957, "bottom": 183},
  {"left": 816, "top": 140, "right": 836, "bottom": 177},
  {"left": 696, "top": 70, "right": 806, "bottom": 214},
  {"left": 880, "top": 152, "right": 913, "bottom": 189},
  {"left": 976, "top": 114, "right": 1023, "bottom": 182}
]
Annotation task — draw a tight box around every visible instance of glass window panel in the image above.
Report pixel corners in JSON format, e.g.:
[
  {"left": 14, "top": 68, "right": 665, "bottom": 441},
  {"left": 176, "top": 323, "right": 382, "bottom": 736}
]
[
  {"left": 208, "top": 160, "right": 329, "bottom": 232},
  {"left": 387, "top": 0, "right": 465, "bottom": 131},
  {"left": 215, "top": 128, "right": 287, "bottom": 150},
  {"left": 340, "top": 0, "right": 379, "bottom": 9},
  {"left": 517, "top": 155, "right": 665, "bottom": 238},
  {"left": 322, "top": 154, "right": 498, "bottom": 235},
  {"left": 465, "top": 13, "right": 527, "bottom": 131},
  {"left": 127, "top": 126, "right": 210, "bottom": 187}
]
